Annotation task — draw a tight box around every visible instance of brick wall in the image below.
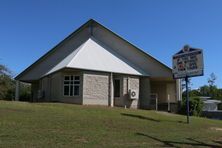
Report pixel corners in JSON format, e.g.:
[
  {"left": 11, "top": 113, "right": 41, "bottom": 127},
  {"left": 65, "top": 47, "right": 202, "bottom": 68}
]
[{"left": 83, "top": 71, "right": 109, "bottom": 105}]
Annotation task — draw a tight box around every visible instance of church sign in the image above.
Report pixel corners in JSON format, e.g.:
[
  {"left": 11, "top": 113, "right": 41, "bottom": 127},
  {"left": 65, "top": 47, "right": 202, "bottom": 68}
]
[{"left": 172, "top": 45, "right": 204, "bottom": 79}]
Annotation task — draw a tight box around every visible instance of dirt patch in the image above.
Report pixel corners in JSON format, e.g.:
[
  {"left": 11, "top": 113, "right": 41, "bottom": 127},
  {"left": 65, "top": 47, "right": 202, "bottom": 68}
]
[
  {"left": 155, "top": 111, "right": 179, "bottom": 116},
  {"left": 75, "top": 137, "right": 88, "bottom": 143},
  {"left": 210, "top": 127, "right": 222, "bottom": 131}
]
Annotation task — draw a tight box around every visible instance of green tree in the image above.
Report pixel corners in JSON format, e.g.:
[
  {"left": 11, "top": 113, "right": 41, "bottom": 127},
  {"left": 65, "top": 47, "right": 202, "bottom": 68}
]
[
  {"left": 189, "top": 89, "right": 201, "bottom": 97},
  {"left": 208, "top": 73, "right": 217, "bottom": 98},
  {"left": 208, "top": 73, "right": 216, "bottom": 87},
  {"left": 19, "top": 83, "right": 31, "bottom": 101},
  {"left": 179, "top": 96, "right": 203, "bottom": 116},
  {"left": 199, "top": 85, "right": 210, "bottom": 96},
  {"left": 0, "top": 64, "right": 31, "bottom": 101},
  {"left": 0, "top": 64, "right": 15, "bottom": 100}
]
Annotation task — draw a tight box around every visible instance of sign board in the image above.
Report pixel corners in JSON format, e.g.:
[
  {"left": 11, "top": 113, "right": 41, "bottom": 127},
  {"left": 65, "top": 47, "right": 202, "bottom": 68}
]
[{"left": 172, "top": 45, "right": 204, "bottom": 79}]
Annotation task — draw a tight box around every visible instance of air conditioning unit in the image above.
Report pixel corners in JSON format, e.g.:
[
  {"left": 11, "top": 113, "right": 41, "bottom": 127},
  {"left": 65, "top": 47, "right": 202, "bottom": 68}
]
[{"left": 128, "top": 89, "right": 139, "bottom": 100}]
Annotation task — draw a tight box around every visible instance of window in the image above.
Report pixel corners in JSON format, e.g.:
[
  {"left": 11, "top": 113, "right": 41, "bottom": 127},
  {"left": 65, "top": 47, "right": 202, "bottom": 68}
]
[
  {"left": 114, "top": 79, "right": 120, "bottom": 97},
  {"left": 63, "top": 75, "right": 80, "bottom": 96}
]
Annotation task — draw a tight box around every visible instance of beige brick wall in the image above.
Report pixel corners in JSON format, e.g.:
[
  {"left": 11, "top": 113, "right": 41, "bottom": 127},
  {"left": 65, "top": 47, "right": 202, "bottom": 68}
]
[
  {"left": 32, "top": 69, "right": 151, "bottom": 110},
  {"left": 114, "top": 75, "right": 140, "bottom": 109},
  {"left": 126, "top": 76, "right": 140, "bottom": 108},
  {"left": 82, "top": 71, "right": 109, "bottom": 105}
]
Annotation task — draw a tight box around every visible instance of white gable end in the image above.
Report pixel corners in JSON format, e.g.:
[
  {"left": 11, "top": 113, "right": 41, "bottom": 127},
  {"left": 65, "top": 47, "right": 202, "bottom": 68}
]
[
  {"left": 46, "top": 37, "right": 148, "bottom": 76},
  {"left": 45, "top": 41, "right": 87, "bottom": 76}
]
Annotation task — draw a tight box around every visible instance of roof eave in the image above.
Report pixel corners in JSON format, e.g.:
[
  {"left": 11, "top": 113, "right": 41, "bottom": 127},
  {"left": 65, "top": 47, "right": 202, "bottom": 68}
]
[{"left": 15, "top": 19, "right": 95, "bottom": 80}]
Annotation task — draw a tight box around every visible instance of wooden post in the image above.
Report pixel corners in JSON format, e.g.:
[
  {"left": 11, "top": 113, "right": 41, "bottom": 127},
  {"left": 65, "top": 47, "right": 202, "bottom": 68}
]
[
  {"left": 168, "top": 94, "right": 170, "bottom": 112},
  {"left": 15, "top": 80, "right": 20, "bottom": 101}
]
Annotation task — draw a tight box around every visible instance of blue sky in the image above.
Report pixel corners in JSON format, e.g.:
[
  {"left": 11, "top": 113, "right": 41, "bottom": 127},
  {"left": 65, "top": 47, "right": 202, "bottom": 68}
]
[{"left": 0, "top": 0, "right": 221, "bottom": 89}]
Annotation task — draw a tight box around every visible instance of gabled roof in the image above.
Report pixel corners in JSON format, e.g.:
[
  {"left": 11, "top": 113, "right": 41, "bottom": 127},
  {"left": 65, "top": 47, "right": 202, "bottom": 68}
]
[
  {"left": 15, "top": 19, "right": 93, "bottom": 81},
  {"left": 45, "top": 37, "right": 147, "bottom": 76},
  {"left": 16, "top": 19, "right": 172, "bottom": 81}
]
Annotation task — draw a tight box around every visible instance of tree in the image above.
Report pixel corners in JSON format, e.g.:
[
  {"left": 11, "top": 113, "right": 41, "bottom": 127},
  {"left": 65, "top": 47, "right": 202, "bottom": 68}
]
[
  {"left": 0, "top": 64, "right": 11, "bottom": 76},
  {"left": 189, "top": 89, "right": 201, "bottom": 97},
  {"left": 207, "top": 73, "right": 217, "bottom": 98},
  {"left": 208, "top": 73, "right": 217, "bottom": 87},
  {"left": 179, "top": 96, "right": 203, "bottom": 116},
  {"left": 0, "top": 64, "right": 31, "bottom": 101},
  {"left": 199, "top": 85, "right": 210, "bottom": 96},
  {"left": 0, "top": 64, "right": 15, "bottom": 100}
]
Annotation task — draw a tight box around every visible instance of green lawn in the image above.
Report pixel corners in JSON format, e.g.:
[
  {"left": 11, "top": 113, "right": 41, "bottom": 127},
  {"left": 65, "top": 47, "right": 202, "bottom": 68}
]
[{"left": 0, "top": 101, "right": 222, "bottom": 148}]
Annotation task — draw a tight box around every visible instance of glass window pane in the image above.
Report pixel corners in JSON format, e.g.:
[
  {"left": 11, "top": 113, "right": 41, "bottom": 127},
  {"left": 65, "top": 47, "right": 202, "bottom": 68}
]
[
  {"left": 71, "top": 76, "right": 73, "bottom": 80},
  {"left": 64, "top": 76, "right": 70, "bottom": 80},
  {"left": 64, "top": 85, "right": 69, "bottom": 96},
  {"left": 64, "top": 81, "right": 70, "bottom": 85},
  {"left": 70, "top": 85, "right": 73, "bottom": 96},
  {"left": 74, "top": 86, "right": 80, "bottom": 96},
  {"left": 75, "top": 76, "right": 80, "bottom": 80},
  {"left": 74, "top": 81, "right": 80, "bottom": 85}
]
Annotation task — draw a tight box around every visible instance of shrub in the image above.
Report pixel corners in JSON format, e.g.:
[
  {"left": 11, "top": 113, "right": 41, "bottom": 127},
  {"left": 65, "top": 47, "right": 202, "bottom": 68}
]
[
  {"left": 19, "top": 83, "right": 31, "bottom": 101},
  {"left": 179, "top": 96, "right": 203, "bottom": 116}
]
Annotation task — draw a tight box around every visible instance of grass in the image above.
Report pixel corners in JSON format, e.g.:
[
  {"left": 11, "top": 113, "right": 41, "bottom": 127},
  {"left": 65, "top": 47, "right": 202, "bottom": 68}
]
[{"left": 0, "top": 101, "right": 222, "bottom": 148}]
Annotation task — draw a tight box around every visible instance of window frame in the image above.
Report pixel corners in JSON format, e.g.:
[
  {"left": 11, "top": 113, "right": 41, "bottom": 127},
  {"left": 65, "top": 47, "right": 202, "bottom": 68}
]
[{"left": 63, "top": 75, "right": 80, "bottom": 97}]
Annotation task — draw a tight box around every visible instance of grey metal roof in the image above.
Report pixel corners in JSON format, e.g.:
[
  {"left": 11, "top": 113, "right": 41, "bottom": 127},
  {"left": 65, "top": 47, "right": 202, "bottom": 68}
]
[{"left": 45, "top": 37, "right": 148, "bottom": 76}]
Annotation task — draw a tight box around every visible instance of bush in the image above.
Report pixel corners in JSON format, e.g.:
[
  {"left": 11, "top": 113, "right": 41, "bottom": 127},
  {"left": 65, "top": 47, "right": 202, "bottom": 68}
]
[
  {"left": 19, "top": 83, "right": 31, "bottom": 101},
  {"left": 179, "top": 96, "right": 203, "bottom": 116},
  {"left": 0, "top": 75, "right": 15, "bottom": 100},
  {"left": 0, "top": 64, "right": 31, "bottom": 101}
]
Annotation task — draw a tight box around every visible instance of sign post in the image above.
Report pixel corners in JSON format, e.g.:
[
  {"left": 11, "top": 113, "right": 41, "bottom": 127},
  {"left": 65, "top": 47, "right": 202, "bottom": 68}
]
[
  {"left": 172, "top": 45, "right": 204, "bottom": 124},
  {"left": 185, "top": 76, "right": 189, "bottom": 124}
]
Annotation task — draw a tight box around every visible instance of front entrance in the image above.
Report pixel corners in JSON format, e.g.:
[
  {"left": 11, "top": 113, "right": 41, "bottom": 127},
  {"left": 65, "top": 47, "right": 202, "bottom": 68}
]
[{"left": 114, "top": 79, "right": 120, "bottom": 98}]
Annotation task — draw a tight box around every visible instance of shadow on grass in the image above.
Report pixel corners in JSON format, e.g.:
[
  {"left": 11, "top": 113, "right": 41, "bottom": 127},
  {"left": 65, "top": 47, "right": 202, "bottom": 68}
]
[
  {"left": 121, "top": 113, "right": 186, "bottom": 124},
  {"left": 121, "top": 113, "right": 160, "bottom": 122},
  {"left": 136, "top": 132, "right": 222, "bottom": 148},
  {"left": 214, "top": 140, "right": 222, "bottom": 145}
]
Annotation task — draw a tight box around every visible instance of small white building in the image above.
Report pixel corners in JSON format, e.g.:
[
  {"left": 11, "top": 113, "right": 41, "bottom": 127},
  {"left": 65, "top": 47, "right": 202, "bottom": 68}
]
[
  {"left": 203, "top": 100, "right": 221, "bottom": 111},
  {"left": 15, "top": 19, "right": 181, "bottom": 110}
]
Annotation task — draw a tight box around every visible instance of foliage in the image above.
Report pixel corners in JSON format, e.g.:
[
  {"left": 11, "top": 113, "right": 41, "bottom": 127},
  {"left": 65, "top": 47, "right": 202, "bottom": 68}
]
[
  {"left": 208, "top": 73, "right": 217, "bottom": 87},
  {"left": 182, "top": 73, "right": 222, "bottom": 101},
  {"left": 199, "top": 85, "right": 210, "bottom": 96},
  {"left": 19, "top": 83, "right": 31, "bottom": 101},
  {"left": 0, "top": 64, "right": 15, "bottom": 100},
  {"left": 189, "top": 89, "right": 201, "bottom": 97},
  {"left": 179, "top": 96, "right": 203, "bottom": 116},
  {"left": 0, "top": 64, "right": 31, "bottom": 101},
  {"left": 182, "top": 89, "right": 201, "bottom": 97},
  {"left": 199, "top": 85, "right": 222, "bottom": 100}
]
